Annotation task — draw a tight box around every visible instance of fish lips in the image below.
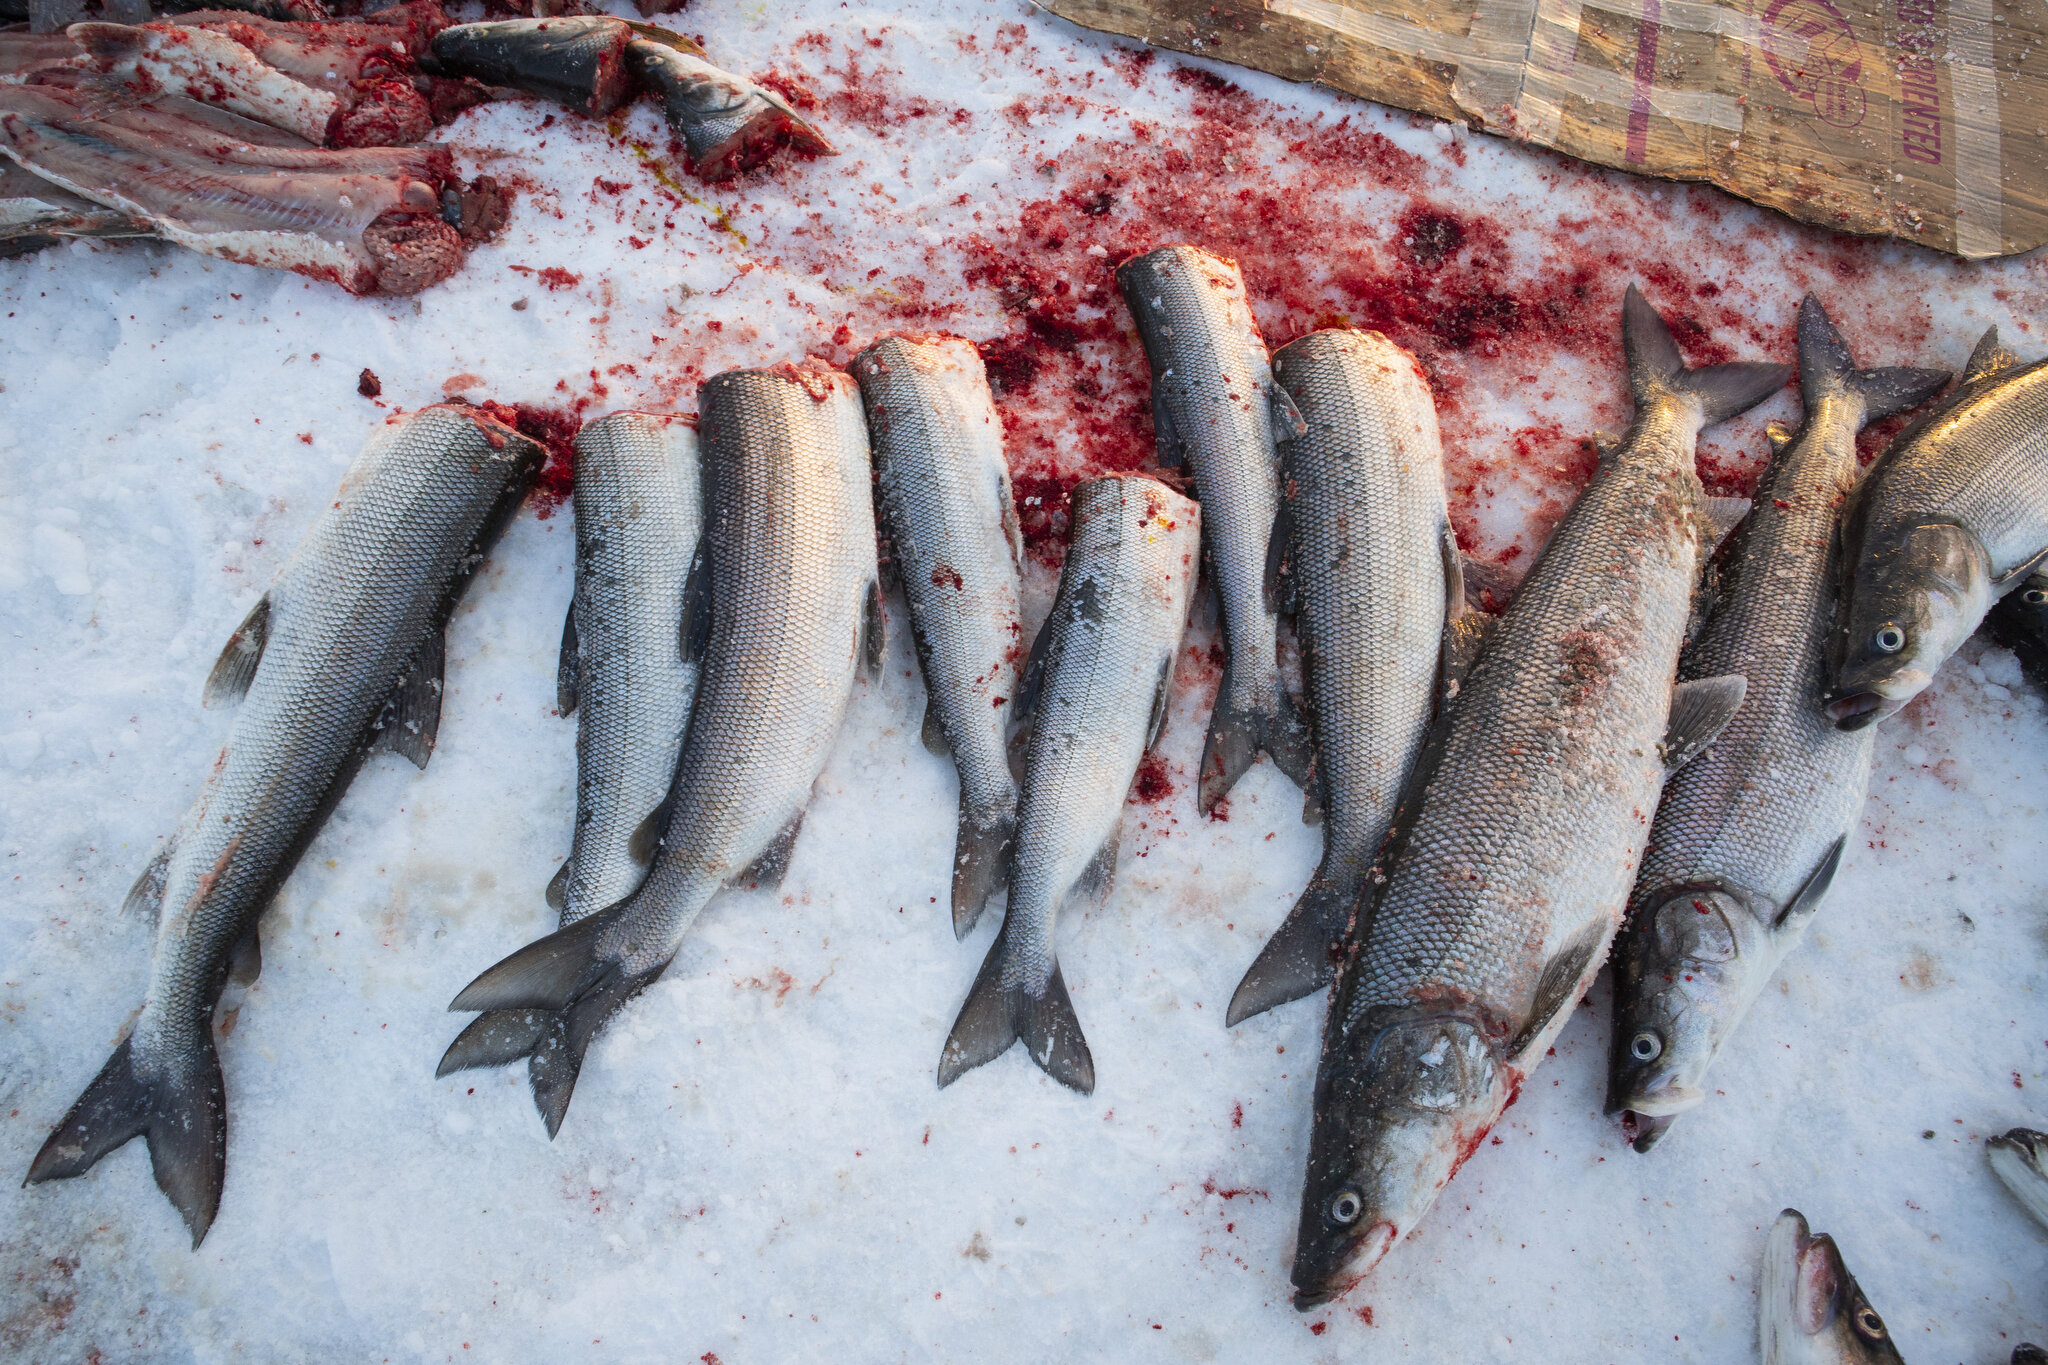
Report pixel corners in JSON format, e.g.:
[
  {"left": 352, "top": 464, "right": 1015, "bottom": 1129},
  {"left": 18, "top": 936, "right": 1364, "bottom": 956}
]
[
  {"left": 1823, "top": 690, "right": 1890, "bottom": 729},
  {"left": 1290, "top": 1220, "right": 1395, "bottom": 1311}
]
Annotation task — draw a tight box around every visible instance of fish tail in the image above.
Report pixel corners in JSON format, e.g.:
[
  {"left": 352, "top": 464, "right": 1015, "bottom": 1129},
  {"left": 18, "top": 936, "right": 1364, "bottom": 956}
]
[
  {"left": 1199, "top": 664, "right": 1314, "bottom": 814},
  {"left": 435, "top": 1008, "right": 552, "bottom": 1076},
  {"left": 937, "top": 924, "right": 1094, "bottom": 1093},
  {"left": 1795, "top": 294, "right": 1950, "bottom": 421},
  {"left": 25, "top": 1035, "right": 225, "bottom": 1248},
  {"left": 1226, "top": 868, "right": 1358, "bottom": 1026},
  {"left": 1622, "top": 284, "right": 1791, "bottom": 427},
  {"left": 949, "top": 799, "right": 1016, "bottom": 940}
]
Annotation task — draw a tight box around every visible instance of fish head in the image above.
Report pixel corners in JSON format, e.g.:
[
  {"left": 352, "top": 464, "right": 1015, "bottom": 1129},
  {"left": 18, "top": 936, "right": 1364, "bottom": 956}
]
[
  {"left": 1759, "top": 1209, "right": 1904, "bottom": 1364},
  {"left": 1827, "top": 520, "right": 1990, "bottom": 730},
  {"left": 1291, "top": 1011, "right": 1507, "bottom": 1310}
]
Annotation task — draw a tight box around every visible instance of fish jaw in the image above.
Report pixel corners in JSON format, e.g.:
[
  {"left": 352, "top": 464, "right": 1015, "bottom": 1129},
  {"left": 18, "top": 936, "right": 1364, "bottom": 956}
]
[
  {"left": 1760, "top": 1210, "right": 1905, "bottom": 1364},
  {"left": 1291, "top": 1011, "right": 1510, "bottom": 1308},
  {"left": 1828, "top": 520, "right": 1991, "bottom": 729}
]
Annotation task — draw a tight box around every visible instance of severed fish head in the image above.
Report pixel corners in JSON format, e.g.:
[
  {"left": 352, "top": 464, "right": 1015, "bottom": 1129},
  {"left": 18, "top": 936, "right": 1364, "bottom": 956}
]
[
  {"left": 1988, "top": 1128, "right": 2048, "bottom": 1234},
  {"left": 1827, "top": 520, "right": 1991, "bottom": 730},
  {"left": 1759, "top": 1210, "right": 1904, "bottom": 1364},
  {"left": 1291, "top": 1011, "right": 1507, "bottom": 1309}
]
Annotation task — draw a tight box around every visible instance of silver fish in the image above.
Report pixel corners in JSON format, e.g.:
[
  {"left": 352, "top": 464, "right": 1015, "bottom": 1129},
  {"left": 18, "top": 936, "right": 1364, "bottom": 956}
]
[
  {"left": 25, "top": 405, "right": 544, "bottom": 1245},
  {"left": 624, "top": 26, "right": 834, "bottom": 182},
  {"left": 446, "top": 363, "right": 881, "bottom": 1136},
  {"left": 1116, "top": 243, "right": 1311, "bottom": 812},
  {"left": 429, "top": 17, "right": 636, "bottom": 119},
  {"left": 1983, "top": 567, "right": 2048, "bottom": 689},
  {"left": 1989, "top": 1128, "right": 2048, "bottom": 1232},
  {"left": 1607, "top": 297, "right": 1946, "bottom": 1151},
  {"left": 438, "top": 410, "right": 703, "bottom": 1088},
  {"left": 851, "top": 334, "right": 1024, "bottom": 936},
  {"left": 1827, "top": 327, "right": 2048, "bottom": 728},
  {"left": 1760, "top": 1209, "right": 1906, "bottom": 1364},
  {"left": 1289, "top": 287, "right": 1786, "bottom": 1307},
  {"left": 938, "top": 474, "right": 1200, "bottom": 1093},
  {"left": 1227, "top": 328, "right": 1459, "bottom": 1025}
]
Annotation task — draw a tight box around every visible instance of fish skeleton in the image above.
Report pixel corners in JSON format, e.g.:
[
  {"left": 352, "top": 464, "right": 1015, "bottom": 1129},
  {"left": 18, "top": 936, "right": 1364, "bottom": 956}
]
[
  {"left": 438, "top": 410, "right": 704, "bottom": 1096},
  {"left": 444, "top": 363, "right": 881, "bottom": 1136},
  {"left": 1989, "top": 1128, "right": 2048, "bottom": 1232},
  {"left": 1760, "top": 1210, "right": 1907, "bottom": 1364},
  {"left": 1606, "top": 296, "right": 1947, "bottom": 1151},
  {"left": 1226, "top": 327, "right": 1459, "bottom": 1026},
  {"left": 624, "top": 25, "right": 834, "bottom": 181},
  {"left": 428, "top": 17, "right": 635, "bottom": 118},
  {"left": 25, "top": 405, "right": 544, "bottom": 1245},
  {"left": 1827, "top": 326, "right": 2048, "bottom": 728},
  {"left": 1289, "top": 286, "right": 1786, "bottom": 1306},
  {"left": 1116, "top": 243, "right": 1311, "bottom": 813},
  {"left": 852, "top": 334, "right": 1024, "bottom": 936},
  {"left": 938, "top": 474, "right": 1200, "bottom": 1093}
]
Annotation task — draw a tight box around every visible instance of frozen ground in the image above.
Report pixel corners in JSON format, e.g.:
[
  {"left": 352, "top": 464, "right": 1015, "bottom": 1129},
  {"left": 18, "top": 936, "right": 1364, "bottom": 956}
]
[{"left": 3, "top": 0, "right": 2047, "bottom": 1359}]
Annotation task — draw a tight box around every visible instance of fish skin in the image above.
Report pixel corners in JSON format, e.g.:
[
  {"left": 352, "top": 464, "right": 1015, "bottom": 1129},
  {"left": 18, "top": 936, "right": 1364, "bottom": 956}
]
[
  {"left": 1226, "top": 328, "right": 1455, "bottom": 1025},
  {"left": 1115, "top": 243, "right": 1311, "bottom": 813},
  {"left": 428, "top": 17, "right": 635, "bottom": 118},
  {"left": 938, "top": 474, "right": 1200, "bottom": 1093},
  {"left": 1983, "top": 567, "right": 2048, "bottom": 689},
  {"left": 1759, "top": 1210, "right": 1907, "bottom": 1364},
  {"left": 1827, "top": 327, "right": 2048, "bottom": 729},
  {"left": 1289, "top": 286, "right": 1787, "bottom": 1307},
  {"left": 445, "top": 363, "right": 879, "bottom": 1137},
  {"left": 1606, "top": 296, "right": 1947, "bottom": 1150},
  {"left": 624, "top": 32, "right": 834, "bottom": 181},
  {"left": 24, "top": 406, "right": 544, "bottom": 1246},
  {"left": 851, "top": 334, "right": 1023, "bottom": 938},
  {"left": 1989, "top": 1128, "right": 2048, "bottom": 1232}
]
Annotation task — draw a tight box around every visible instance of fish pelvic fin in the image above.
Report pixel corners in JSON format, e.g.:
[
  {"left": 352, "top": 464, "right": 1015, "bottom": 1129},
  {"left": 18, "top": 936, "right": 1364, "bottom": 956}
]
[
  {"left": 1796, "top": 295, "right": 1950, "bottom": 421},
  {"left": 1622, "top": 284, "right": 1791, "bottom": 427},
  {"left": 202, "top": 594, "right": 271, "bottom": 708},
  {"left": 26, "top": 1034, "right": 226, "bottom": 1248},
  {"left": 950, "top": 799, "right": 1016, "bottom": 940},
  {"left": 937, "top": 926, "right": 1094, "bottom": 1093},
  {"left": 1198, "top": 664, "right": 1313, "bottom": 814},
  {"left": 1226, "top": 866, "right": 1358, "bottom": 1025}
]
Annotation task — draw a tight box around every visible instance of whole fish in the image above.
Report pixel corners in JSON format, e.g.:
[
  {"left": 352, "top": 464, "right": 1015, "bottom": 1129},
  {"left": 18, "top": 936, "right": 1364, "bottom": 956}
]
[
  {"left": 1226, "top": 328, "right": 1459, "bottom": 1025},
  {"left": 1760, "top": 1209, "right": 1905, "bottom": 1364},
  {"left": 938, "top": 474, "right": 1200, "bottom": 1093},
  {"left": 1116, "top": 243, "right": 1311, "bottom": 812},
  {"left": 1289, "top": 287, "right": 1785, "bottom": 1307},
  {"left": 1983, "top": 568, "right": 2048, "bottom": 689},
  {"left": 25, "top": 406, "right": 544, "bottom": 1245},
  {"left": 428, "top": 17, "right": 635, "bottom": 118},
  {"left": 624, "top": 26, "right": 834, "bottom": 181},
  {"left": 1827, "top": 327, "right": 2048, "bottom": 728},
  {"left": 1606, "top": 297, "right": 1946, "bottom": 1151},
  {"left": 1989, "top": 1128, "right": 2048, "bottom": 1231},
  {"left": 438, "top": 410, "right": 703, "bottom": 1088},
  {"left": 851, "top": 334, "right": 1024, "bottom": 936},
  {"left": 444, "top": 363, "right": 881, "bottom": 1136}
]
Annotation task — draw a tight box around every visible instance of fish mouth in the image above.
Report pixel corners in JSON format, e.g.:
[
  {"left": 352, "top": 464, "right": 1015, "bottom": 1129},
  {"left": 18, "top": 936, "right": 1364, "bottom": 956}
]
[
  {"left": 1823, "top": 691, "right": 1888, "bottom": 730},
  {"left": 1292, "top": 1287, "right": 1336, "bottom": 1311},
  {"left": 1620, "top": 1110, "right": 1679, "bottom": 1152}
]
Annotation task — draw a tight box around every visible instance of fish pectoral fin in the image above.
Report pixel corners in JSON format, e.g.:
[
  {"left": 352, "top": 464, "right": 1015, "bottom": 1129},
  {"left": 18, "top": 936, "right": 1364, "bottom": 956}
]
[
  {"left": 679, "top": 538, "right": 712, "bottom": 665},
  {"left": 555, "top": 600, "right": 579, "bottom": 716},
  {"left": 202, "top": 594, "right": 271, "bottom": 709},
  {"left": 1964, "top": 325, "right": 2021, "bottom": 385},
  {"left": 921, "top": 699, "right": 953, "bottom": 757},
  {"left": 1702, "top": 497, "right": 1751, "bottom": 554},
  {"left": 1263, "top": 504, "right": 1293, "bottom": 615},
  {"left": 226, "top": 918, "right": 262, "bottom": 989},
  {"left": 1146, "top": 653, "right": 1174, "bottom": 753},
  {"left": 121, "top": 842, "right": 174, "bottom": 922},
  {"left": 1267, "top": 382, "right": 1308, "bottom": 441},
  {"left": 1150, "top": 388, "right": 1188, "bottom": 471},
  {"left": 1076, "top": 825, "right": 1122, "bottom": 903},
  {"left": 734, "top": 811, "right": 805, "bottom": 890},
  {"left": 367, "top": 630, "right": 447, "bottom": 770},
  {"left": 545, "top": 859, "right": 572, "bottom": 911},
  {"left": 861, "top": 579, "right": 887, "bottom": 680},
  {"left": 1660, "top": 674, "right": 1746, "bottom": 772},
  {"left": 1509, "top": 920, "right": 1608, "bottom": 1062},
  {"left": 1774, "top": 835, "right": 1846, "bottom": 932}
]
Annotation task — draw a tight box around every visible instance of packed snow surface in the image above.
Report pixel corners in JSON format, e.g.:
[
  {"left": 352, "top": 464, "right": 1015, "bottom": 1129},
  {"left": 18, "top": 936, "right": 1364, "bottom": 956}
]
[{"left": 4, "top": 1, "right": 2048, "bottom": 1360}]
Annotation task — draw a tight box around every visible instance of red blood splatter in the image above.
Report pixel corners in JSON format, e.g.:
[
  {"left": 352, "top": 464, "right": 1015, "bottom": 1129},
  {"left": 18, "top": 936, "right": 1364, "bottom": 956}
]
[
  {"left": 1131, "top": 752, "right": 1173, "bottom": 805},
  {"left": 475, "top": 401, "right": 579, "bottom": 518},
  {"left": 1309, "top": 1322, "right": 1328, "bottom": 1336}
]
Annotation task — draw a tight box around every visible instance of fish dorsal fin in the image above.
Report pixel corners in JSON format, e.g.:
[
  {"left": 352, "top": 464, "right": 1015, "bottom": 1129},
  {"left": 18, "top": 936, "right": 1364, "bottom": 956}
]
[
  {"left": 627, "top": 801, "right": 669, "bottom": 867},
  {"left": 203, "top": 595, "right": 271, "bottom": 709},
  {"left": 1964, "top": 325, "right": 2021, "bottom": 385},
  {"left": 921, "top": 699, "right": 952, "bottom": 757},
  {"left": 1076, "top": 824, "right": 1121, "bottom": 903},
  {"left": 1150, "top": 388, "right": 1187, "bottom": 470},
  {"left": 861, "top": 579, "right": 886, "bottom": 680},
  {"left": 1510, "top": 919, "right": 1606, "bottom": 1061},
  {"left": 1146, "top": 652, "right": 1174, "bottom": 752},
  {"left": 1775, "top": 834, "right": 1846, "bottom": 931},
  {"left": 556, "top": 600, "right": 579, "bottom": 716},
  {"left": 121, "top": 842, "right": 174, "bottom": 922},
  {"left": 1703, "top": 497, "right": 1751, "bottom": 554},
  {"left": 1263, "top": 504, "right": 1293, "bottom": 615},
  {"left": 367, "top": 630, "right": 446, "bottom": 770},
  {"left": 545, "top": 860, "right": 571, "bottom": 911},
  {"left": 1267, "top": 382, "right": 1307, "bottom": 441},
  {"left": 226, "top": 918, "right": 262, "bottom": 989},
  {"left": 734, "top": 811, "right": 805, "bottom": 890},
  {"left": 679, "top": 539, "right": 711, "bottom": 665},
  {"left": 1005, "top": 611, "right": 1059, "bottom": 779},
  {"left": 1661, "top": 673, "right": 1745, "bottom": 772}
]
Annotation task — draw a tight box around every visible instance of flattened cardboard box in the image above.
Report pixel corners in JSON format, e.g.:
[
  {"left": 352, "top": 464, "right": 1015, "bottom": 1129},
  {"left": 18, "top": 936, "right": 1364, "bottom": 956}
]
[{"left": 1039, "top": 0, "right": 2048, "bottom": 258}]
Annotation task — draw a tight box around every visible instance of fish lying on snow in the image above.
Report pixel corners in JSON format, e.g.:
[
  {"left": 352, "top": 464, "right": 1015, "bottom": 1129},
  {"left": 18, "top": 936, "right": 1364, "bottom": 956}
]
[
  {"left": 1760, "top": 1210, "right": 1905, "bottom": 1364},
  {"left": 1226, "top": 327, "right": 1461, "bottom": 1025},
  {"left": 439, "top": 411, "right": 704, "bottom": 1105},
  {"left": 25, "top": 405, "right": 544, "bottom": 1245},
  {"left": 1827, "top": 326, "right": 2048, "bottom": 728},
  {"left": 1606, "top": 297, "right": 1947, "bottom": 1152},
  {"left": 1989, "top": 1128, "right": 2048, "bottom": 1231},
  {"left": 624, "top": 24, "right": 834, "bottom": 181},
  {"left": 427, "top": 17, "right": 636, "bottom": 118},
  {"left": 1116, "top": 244, "right": 1311, "bottom": 813},
  {"left": 1289, "top": 287, "right": 1785, "bottom": 1307},
  {"left": 1983, "top": 568, "right": 2048, "bottom": 689},
  {"left": 939, "top": 474, "right": 1200, "bottom": 1093},
  {"left": 851, "top": 334, "right": 1024, "bottom": 936},
  {"left": 445, "top": 363, "right": 881, "bottom": 1137}
]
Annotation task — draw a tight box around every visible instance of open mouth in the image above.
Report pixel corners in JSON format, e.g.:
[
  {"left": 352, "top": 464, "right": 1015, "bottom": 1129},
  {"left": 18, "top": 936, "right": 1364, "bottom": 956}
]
[
  {"left": 1824, "top": 692, "right": 1885, "bottom": 729},
  {"left": 1621, "top": 1110, "right": 1678, "bottom": 1152}
]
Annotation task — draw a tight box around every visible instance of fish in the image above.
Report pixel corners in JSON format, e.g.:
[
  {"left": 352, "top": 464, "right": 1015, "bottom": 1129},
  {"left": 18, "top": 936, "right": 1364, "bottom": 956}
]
[
  {"left": 851, "top": 334, "right": 1025, "bottom": 936},
  {"left": 1988, "top": 1128, "right": 2048, "bottom": 1231},
  {"left": 623, "top": 27, "right": 834, "bottom": 181},
  {"left": 0, "top": 154, "right": 153, "bottom": 255},
  {"left": 1827, "top": 326, "right": 2048, "bottom": 729},
  {"left": 1225, "top": 328, "right": 1460, "bottom": 1025},
  {"left": 1759, "top": 1209, "right": 1906, "bottom": 1364},
  {"left": 1605, "top": 296, "right": 1947, "bottom": 1151},
  {"left": 938, "top": 474, "right": 1200, "bottom": 1093},
  {"left": 24, "top": 405, "right": 544, "bottom": 1246},
  {"left": 1115, "top": 243, "right": 1311, "bottom": 813},
  {"left": 1289, "top": 286, "right": 1786, "bottom": 1307},
  {"left": 2017, "top": 1348, "right": 2048, "bottom": 1365},
  {"left": 427, "top": 17, "right": 635, "bottom": 119},
  {"left": 444, "top": 363, "right": 881, "bottom": 1137},
  {"left": 1982, "top": 568, "right": 2048, "bottom": 689},
  {"left": 438, "top": 410, "right": 704, "bottom": 1089}
]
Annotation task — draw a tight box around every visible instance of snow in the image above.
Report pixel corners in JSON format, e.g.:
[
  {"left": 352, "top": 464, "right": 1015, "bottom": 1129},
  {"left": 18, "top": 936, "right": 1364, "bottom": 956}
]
[{"left": 4, "top": 0, "right": 2048, "bottom": 1359}]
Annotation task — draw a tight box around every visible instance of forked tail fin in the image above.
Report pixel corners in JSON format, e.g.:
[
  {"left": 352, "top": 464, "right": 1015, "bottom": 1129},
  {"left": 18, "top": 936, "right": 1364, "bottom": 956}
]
[
  {"left": 1794, "top": 293, "right": 1950, "bottom": 422},
  {"left": 1622, "top": 284, "right": 1792, "bottom": 427},
  {"left": 937, "top": 922, "right": 1093, "bottom": 1093},
  {"left": 1226, "top": 869, "right": 1359, "bottom": 1026}
]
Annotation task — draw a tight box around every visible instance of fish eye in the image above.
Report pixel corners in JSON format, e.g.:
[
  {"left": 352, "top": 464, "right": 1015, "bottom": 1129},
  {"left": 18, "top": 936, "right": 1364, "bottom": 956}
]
[
  {"left": 1872, "top": 625, "right": 1906, "bottom": 654},
  {"left": 1854, "top": 1306, "right": 1886, "bottom": 1339},
  {"left": 1629, "top": 1030, "right": 1663, "bottom": 1062},
  {"left": 1329, "top": 1189, "right": 1362, "bottom": 1225},
  {"left": 2025, "top": 588, "right": 2048, "bottom": 606}
]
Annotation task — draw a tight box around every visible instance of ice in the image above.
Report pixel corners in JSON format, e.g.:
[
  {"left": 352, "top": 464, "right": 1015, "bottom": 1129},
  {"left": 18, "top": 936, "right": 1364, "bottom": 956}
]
[{"left": 3, "top": 0, "right": 2048, "bottom": 1360}]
